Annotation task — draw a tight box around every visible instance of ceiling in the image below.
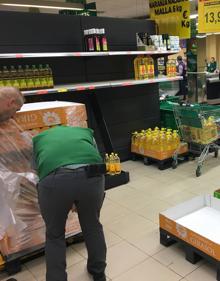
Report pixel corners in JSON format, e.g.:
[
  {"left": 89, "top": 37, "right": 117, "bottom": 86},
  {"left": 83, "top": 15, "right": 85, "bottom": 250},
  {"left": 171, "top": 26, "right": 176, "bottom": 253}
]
[
  {"left": 92, "top": 0, "right": 149, "bottom": 18},
  {"left": 0, "top": 0, "right": 196, "bottom": 18}
]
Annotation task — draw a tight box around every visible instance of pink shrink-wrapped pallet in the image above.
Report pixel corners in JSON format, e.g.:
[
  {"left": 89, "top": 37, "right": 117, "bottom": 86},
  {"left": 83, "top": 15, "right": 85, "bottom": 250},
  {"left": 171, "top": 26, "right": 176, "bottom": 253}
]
[{"left": 0, "top": 101, "right": 87, "bottom": 257}]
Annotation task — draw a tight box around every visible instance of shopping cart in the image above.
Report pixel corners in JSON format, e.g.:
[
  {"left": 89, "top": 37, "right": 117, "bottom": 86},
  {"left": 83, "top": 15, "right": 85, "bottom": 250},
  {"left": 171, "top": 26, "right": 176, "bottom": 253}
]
[{"left": 172, "top": 103, "right": 220, "bottom": 177}]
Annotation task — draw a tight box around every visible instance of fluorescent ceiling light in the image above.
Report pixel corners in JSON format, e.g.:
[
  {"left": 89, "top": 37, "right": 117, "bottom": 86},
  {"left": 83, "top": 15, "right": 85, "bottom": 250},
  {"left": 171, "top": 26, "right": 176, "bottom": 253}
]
[
  {"left": 190, "top": 14, "right": 198, "bottom": 19},
  {"left": 0, "top": 0, "right": 84, "bottom": 10}
]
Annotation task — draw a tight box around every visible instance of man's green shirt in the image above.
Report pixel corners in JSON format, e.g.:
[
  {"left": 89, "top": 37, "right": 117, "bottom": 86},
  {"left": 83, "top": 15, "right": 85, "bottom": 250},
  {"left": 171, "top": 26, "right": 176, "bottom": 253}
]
[{"left": 33, "top": 126, "right": 103, "bottom": 180}]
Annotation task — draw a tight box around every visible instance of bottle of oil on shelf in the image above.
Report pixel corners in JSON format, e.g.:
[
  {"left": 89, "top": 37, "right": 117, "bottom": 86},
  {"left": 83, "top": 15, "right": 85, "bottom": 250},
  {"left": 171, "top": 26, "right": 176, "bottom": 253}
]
[
  {"left": 39, "top": 64, "right": 48, "bottom": 89},
  {"left": 134, "top": 56, "right": 140, "bottom": 80},
  {"left": 32, "top": 65, "right": 41, "bottom": 89},
  {"left": 17, "top": 65, "right": 27, "bottom": 90},
  {"left": 24, "top": 65, "right": 35, "bottom": 90},
  {"left": 45, "top": 64, "right": 54, "bottom": 88},
  {"left": 2, "top": 66, "right": 11, "bottom": 87},
  {"left": 171, "top": 60, "right": 177, "bottom": 77},
  {"left": 0, "top": 71, "right": 4, "bottom": 87},
  {"left": 166, "top": 60, "right": 173, "bottom": 77},
  {"left": 139, "top": 57, "right": 147, "bottom": 80},
  {"left": 10, "top": 66, "right": 20, "bottom": 88},
  {"left": 146, "top": 56, "right": 155, "bottom": 79}
]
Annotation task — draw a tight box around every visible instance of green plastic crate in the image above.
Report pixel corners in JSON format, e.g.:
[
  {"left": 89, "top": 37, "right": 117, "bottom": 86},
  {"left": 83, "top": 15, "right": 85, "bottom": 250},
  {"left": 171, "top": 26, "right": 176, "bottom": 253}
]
[{"left": 160, "top": 101, "right": 178, "bottom": 130}]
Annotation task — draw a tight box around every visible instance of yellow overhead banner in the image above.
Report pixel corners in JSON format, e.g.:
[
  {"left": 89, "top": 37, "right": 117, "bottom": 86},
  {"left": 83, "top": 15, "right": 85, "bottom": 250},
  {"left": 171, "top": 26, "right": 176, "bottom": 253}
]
[
  {"left": 198, "top": 0, "right": 220, "bottom": 33},
  {"left": 149, "top": 0, "right": 190, "bottom": 39}
]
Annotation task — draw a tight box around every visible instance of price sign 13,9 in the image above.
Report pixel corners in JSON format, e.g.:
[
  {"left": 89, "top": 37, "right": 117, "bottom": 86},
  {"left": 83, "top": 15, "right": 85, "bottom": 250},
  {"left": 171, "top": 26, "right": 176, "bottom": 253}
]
[{"left": 198, "top": 0, "right": 220, "bottom": 33}]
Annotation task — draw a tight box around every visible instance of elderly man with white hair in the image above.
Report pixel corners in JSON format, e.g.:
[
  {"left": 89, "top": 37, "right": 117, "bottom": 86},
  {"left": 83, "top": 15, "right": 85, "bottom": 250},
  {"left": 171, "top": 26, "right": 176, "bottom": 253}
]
[{"left": 0, "top": 87, "right": 29, "bottom": 281}]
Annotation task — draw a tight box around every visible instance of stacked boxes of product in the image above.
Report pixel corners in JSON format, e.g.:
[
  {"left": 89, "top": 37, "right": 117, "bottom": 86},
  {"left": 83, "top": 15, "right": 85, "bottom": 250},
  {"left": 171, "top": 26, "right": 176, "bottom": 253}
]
[
  {"left": 0, "top": 101, "right": 87, "bottom": 257},
  {"left": 15, "top": 101, "right": 88, "bottom": 136},
  {"left": 131, "top": 127, "right": 188, "bottom": 160}
]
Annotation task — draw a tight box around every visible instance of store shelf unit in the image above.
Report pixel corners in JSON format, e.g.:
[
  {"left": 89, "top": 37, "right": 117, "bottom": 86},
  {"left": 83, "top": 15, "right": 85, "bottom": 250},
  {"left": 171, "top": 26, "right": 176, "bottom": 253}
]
[
  {"left": 0, "top": 50, "right": 180, "bottom": 59},
  {"left": 22, "top": 77, "right": 182, "bottom": 96},
  {"left": 0, "top": 11, "right": 180, "bottom": 167}
]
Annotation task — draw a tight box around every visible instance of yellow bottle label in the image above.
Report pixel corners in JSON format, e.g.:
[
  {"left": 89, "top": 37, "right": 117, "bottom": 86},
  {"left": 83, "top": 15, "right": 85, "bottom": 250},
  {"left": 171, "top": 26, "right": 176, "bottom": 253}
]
[
  {"left": 109, "top": 163, "right": 115, "bottom": 173},
  {"left": 106, "top": 163, "right": 110, "bottom": 172},
  {"left": 139, "top": 65, "right": 146, "bottom": 76}
]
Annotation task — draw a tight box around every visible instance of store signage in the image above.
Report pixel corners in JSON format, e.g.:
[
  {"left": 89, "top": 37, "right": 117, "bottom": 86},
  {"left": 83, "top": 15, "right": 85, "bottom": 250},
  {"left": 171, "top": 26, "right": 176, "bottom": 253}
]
[
  {"left": 149, "top": 0, "right": 191, "bottom": 39},
  {"left": 198, "top": 0, "right": 220, "bottom": 33}
]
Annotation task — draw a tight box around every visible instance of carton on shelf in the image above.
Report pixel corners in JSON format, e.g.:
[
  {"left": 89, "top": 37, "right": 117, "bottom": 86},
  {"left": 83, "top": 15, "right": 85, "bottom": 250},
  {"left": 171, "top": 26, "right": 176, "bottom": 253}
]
[{"left": 160, "top": 194, "right": 220, "bottom": 261}]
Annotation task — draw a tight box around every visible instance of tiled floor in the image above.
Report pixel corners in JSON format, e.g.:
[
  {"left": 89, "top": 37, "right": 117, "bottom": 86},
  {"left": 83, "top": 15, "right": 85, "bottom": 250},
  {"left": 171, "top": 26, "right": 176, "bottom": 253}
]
[{"left": 1, "top": 157, "right": 220, "bottom": 281}]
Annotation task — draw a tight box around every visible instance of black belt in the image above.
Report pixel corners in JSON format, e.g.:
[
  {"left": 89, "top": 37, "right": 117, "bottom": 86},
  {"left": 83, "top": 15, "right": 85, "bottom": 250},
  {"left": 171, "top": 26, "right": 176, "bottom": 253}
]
[{"left": 55, "top": 164, "right": 106, "bottom": 178}]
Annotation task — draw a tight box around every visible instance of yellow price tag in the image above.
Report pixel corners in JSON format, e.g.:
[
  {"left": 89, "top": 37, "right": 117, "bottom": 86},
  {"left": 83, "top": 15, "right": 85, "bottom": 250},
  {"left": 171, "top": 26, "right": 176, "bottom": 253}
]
[
  {"left": 198, "top": 0, "right": 220, "bottom": 33},
  {"left": 57, "top": 88, "right": 68, "bottom": 93}
]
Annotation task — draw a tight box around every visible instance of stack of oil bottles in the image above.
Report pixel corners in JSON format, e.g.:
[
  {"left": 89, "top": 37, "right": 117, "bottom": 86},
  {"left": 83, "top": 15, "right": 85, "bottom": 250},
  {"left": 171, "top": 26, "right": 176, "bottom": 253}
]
[
  {"left": 105, "top": 153, "right": 122, "bottom": 175},
  {"left": 131, "top": 127, "right": 188, "bottom": 160},
  {"left": 134, "top": 55, "right": 155, "bottom": 80},
  {"left": 0, "top": 64, "right": 54, "bottom": 91},
  {"left": 182, "top": 116, "right": 218, "bottom": 145}
]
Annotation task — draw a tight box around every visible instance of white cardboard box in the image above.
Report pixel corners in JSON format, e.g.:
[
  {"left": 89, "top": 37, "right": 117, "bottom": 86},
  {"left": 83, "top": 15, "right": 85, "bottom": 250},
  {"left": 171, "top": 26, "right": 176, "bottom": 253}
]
[{"left": 160, "top": 194, "right": 220, "bottom": 260}]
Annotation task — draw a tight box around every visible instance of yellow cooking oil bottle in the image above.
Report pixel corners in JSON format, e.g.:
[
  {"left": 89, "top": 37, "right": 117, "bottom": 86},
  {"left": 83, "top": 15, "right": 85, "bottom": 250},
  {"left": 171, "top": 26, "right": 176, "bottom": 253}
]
[
  {"left": 109, "top": 153, "right": 116, "bottom": 175},
  {"left": 166, "top": 60, "right": 172, "bottom": 77},
  {"left": 134, "top": 56, "right": 141, "bottom": 80},
  {"left": 166, "top": 132, "right": 172, "bottom": 151},
  {"left": 105, "top": 153, "right": 110, "bottom": 174},
  {"left": 131, "top": 131, "right": 138, "bottom": 152},
  {"left": 114, "top": 153, "right": 121, "bottom": 174},
  {"left": 146, "top": 56, "right": 155, "bottom": 79},
  {"left": 107, "top": 153, "right": 122, "bottom": 175},
  {"left": 171, "top": 60, "right": 177, "bottom": 77},
  {"left": 134, "top": 56, "right": 148, "bottom": 80},
  {"left": 159, "top": 132, "right": 166, "bottom": 152}
]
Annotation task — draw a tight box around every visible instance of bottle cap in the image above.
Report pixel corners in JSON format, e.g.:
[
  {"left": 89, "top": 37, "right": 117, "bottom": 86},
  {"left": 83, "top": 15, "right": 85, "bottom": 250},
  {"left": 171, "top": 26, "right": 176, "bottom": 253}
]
[{"left": 84, "top": 30, "right": 89, "bottom": 35}]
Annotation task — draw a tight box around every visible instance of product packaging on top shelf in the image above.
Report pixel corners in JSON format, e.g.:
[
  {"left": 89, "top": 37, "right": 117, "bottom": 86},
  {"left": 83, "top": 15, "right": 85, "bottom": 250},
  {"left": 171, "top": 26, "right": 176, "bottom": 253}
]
[
  {"left": 0, "top": 101, "right": 87, "bottom": 257},
  {"left": 84, "top": 28, "right": 108, "bottom": 52},
  {"left": 136, "top": 33, "right": 179, "bottom": 52}
]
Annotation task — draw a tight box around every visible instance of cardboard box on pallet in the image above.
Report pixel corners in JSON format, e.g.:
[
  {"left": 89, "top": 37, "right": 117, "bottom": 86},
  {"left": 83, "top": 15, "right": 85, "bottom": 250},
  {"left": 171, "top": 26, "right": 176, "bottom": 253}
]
[
  {"left": 0, "top": 101, "right": 87, "bottom": 257},
  {"left": 160, "top": 194, "right": 220, "bottom": 261}
]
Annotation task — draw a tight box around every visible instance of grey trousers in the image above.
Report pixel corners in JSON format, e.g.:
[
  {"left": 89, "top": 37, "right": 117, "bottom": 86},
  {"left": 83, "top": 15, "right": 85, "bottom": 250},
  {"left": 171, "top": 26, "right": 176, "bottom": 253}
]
[{"left": 38, "top": 168, "right": 107, "bottom": 281}]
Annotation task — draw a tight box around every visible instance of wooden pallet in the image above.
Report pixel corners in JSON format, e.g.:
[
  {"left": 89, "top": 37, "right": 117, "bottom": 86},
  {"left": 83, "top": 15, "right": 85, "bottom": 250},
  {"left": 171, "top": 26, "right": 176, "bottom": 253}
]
[
  {"left": 131, "top": 152, "right": 189, "bottom": 170},
  {"left": 160, "top": 228, "right": 220, "bottom": 281},
  {"left": 1, "top": 232, "right": 84, "bottom": 276}
]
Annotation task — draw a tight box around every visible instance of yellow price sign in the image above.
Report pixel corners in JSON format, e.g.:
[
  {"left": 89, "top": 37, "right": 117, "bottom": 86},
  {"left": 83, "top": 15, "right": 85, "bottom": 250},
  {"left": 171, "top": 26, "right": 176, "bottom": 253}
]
[
  {"left": 198, "top": 0, "right": 220, "bottom": 33},
  {"left": 149, "top": 0, "right": 190, "bottom": 39},
  {"left": 57, "top": 88, "right": 68, "bottom": 93}
]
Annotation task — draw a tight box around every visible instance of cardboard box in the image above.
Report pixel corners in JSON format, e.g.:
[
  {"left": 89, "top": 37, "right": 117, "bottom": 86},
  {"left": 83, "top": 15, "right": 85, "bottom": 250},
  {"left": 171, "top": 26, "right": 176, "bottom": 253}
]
[
  {"left": 15, "top": 101, "right": 87, "bottom": 130},
  {"left": 160, "top": 194, "right": 220, "bottom": 261}
]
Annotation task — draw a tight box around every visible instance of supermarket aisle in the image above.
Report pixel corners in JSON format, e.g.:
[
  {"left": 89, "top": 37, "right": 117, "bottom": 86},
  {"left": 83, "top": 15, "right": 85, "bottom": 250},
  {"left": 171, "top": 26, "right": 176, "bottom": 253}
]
[{"left": 0, "top": 158, "right": 220, "bottom": 281}]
